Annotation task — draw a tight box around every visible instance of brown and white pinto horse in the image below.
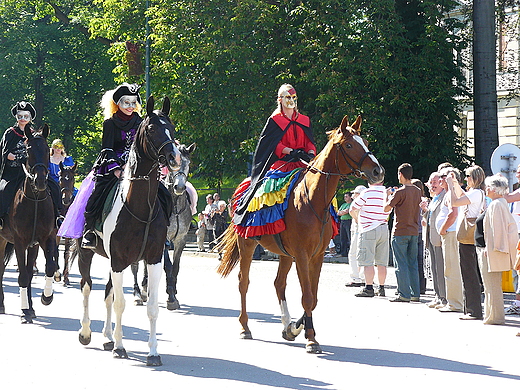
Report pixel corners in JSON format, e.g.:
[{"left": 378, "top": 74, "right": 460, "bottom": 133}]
[
  {"left": 217, "top": 115, "right": 384, "bottom": 353},
  {"left": 77, "top": 96, "right": 180, "bottom": 366},
  {"left": 0, "top": 124, "right": 57, "bottom": 323}
]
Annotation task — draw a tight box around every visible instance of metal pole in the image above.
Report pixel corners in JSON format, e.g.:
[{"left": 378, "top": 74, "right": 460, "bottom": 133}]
[{"left": 145, "top": 0, "right": 151, "bottom": 99}]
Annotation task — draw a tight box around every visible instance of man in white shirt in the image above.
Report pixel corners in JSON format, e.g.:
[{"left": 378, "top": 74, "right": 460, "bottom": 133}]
[{"left": 349, "top": 179, "right": 390, "bottom": 297}]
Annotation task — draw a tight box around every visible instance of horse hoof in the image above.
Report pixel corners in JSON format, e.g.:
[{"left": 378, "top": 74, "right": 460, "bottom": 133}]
[
  {"left": 306, "top": 342, "right": 323, "bottom": 354},
  {"left": 54, "top": 271, "right": 62, "bottom": 283},
  {"left": 63, "top": 278, "right": 70, "bottom": 286},
  {"left": 103, "top": 341, "right": 115, "bottom": 351},
  {"left": 21, "top": 313, "right": 33, "bottom": 324},
  {"left": 146, "top": 355, "right": 162, "bottom": 366},
  {"left": 282, "top": 329, "right": 296, "bottom": 342},
  {"left": 167, "top": 299, "right": 180, "bottom": 311},
  {"left": 0, "top": 305, "right": 5, "bottom": 314},
  {"left": 240, "top": 331, "right": 253, "bottom": 340},
  {"left": 41, "top": 293, "right": 53, "bottom": 306},
  {"left": 79, "top": 333, "right": 91, "bottom": 346},
  {"left": 113, "top": 348, "right": 128, "bottom": 359},
  {"left": 134, "top": 298, "right": 144, "bottom": 306},
  {"left": 28, "top": 309, "right": 36, "bottom": 318}
]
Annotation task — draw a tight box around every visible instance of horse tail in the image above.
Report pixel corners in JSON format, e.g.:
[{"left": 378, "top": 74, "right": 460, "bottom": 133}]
[
  {"left": 216, "top": 223, "right": 240, "bottom": 278},
  {"left": 3, "top": 242, "right": 14, "bottom": 267}
]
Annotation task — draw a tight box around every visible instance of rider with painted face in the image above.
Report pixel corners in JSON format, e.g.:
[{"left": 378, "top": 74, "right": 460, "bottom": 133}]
[
  {"left": 234, "top": 84, "right": 316, "bottom": 224},
  {"left": 81, "top": 83, "right": 143, "bottom": 248},
  {"left": 0, "top": 102, "right": 62, "bottom": 229}
]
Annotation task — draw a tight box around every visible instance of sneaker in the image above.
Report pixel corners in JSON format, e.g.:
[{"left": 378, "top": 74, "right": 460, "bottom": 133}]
[
  {"left": 504, "top": 304, "right": 520, "bottom": 315},
  {"left": 355, "top": 287, "right": 375, "bottom": 297},
  {"left": 390, "top": 296, "right": 410, "bottom": 303},
  {"left": 411, "top": 297, "right": 420, "bottom": 302},
  {"left": 81, "top": 231, "right": 97, "bottom": 250},
  {"left": 376, "top": 286, "right": 386, "bottom": 297}
]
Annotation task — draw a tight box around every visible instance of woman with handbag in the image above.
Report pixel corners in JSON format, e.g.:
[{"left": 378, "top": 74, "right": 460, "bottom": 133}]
[{"left": 446, "top": 165, "right": 486, "bottom": 320}]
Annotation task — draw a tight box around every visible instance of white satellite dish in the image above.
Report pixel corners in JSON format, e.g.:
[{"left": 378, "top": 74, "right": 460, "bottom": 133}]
[{"left": 490, "top": 143, "right": 520, "bottom": 191}]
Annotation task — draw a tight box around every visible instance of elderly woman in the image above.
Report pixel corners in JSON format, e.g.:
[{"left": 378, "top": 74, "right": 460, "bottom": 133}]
[
  {"left": 475, "top": 175, "right": 517, "bottom": 325},
  {"left": 447, "top": 165, "right": 486, "bottom": 320}
]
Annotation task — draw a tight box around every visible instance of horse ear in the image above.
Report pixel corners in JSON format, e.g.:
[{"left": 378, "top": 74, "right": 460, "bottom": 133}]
[
  {"left": 146, "top": 95, "right": 155, "bottom": 116},
  {"left": 72, "top": 162, "right": 78, "bottom": 171},
  {"left": 24, "top": 126, "right": 33, "bottom": 140},
  {"left": 340, "top": 116, "right": 350, "bottom": 132},
  {"left": 351, "top": 115, "right": 362, "bottom": 133},
  {"left": 42, "top": 123, "right": 49, "bottom": 139},
  {"left": 59, "top": 161, "right": 64, "bottom": 170},
  {"left": 161, "top": 97, "right": 171, "bottom": 116},
  {"left": 187, "top": 143, "right": 196, "bottom": 154}
]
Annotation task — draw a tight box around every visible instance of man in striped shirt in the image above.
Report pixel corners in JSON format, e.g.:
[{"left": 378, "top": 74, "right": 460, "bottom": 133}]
[{"left": 349, "top": 179, "right": 390, "bottom": 297}]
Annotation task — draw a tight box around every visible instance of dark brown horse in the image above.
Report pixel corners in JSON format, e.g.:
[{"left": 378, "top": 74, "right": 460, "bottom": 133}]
[
  {"left": 56, "top": 161, "right": 77, "bottom": 285},
  {"left": 217, "top": 116, "right": 384, "bottom": 353},
  {"left": 77, "top": 96, "right": 180, "bottom": 366},
  {"left": 0, "top": 124, "right": 58, "bottom": 323}
]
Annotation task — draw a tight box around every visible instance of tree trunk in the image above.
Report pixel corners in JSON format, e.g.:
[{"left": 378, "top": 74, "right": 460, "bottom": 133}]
[{"left": 473, "top": 0, "right": 498, "bottom": 175}]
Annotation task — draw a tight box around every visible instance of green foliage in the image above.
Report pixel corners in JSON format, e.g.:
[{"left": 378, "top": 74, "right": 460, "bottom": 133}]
[{"left": 1, "top": 0, "right": 472, "bottom": 185}]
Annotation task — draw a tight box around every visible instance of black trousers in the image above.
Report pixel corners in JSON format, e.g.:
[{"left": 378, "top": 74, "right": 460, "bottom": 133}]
[{"left": 459, "top": 243, "right": 483, "bottom": 318}]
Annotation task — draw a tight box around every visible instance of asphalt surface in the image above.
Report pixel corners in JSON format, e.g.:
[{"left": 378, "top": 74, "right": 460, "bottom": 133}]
[{"left": 0, "top": 244, "right": 518, "bottom": 389}]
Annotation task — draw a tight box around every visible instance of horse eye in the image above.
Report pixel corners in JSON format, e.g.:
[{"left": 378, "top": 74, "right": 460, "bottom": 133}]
[
  {"left": 345, "top": 143, "right": 353, "bottom": 149},
  {"left": 147, "top": 124, "right": 155, "bottom": 132}
]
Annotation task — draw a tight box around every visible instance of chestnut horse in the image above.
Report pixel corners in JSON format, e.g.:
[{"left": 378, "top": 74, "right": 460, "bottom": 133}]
[
  {"left": 217, "top": 115, "right": 384, "bottom": 353},
  {"left": 0, "top": 124, "right": 57, "bottom": 323},
  {"left": 77, "top": 96, "right": 180, "bottom": 366}
]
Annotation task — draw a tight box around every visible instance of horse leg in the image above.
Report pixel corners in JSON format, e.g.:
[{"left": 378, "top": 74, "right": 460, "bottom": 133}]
[
  {"left": 295, "top": 258, "right": 323, "bottom": 354},
  {"left": 41, "top": 238, "right": 57, "bottom": 305},
  {"left": 142, "top": 262, "right": 148, "bottom": 302},
  {"left": 163, "top": 241, "right": 178, "bottom": 310},
  {"left": 0, "top": 240, "right": 8, "bottom": 314},
  {"left": 53, "top": 236, "right": 62, "bottom": 282},
  {"left": 78, "top": 243, "right": 94, "bottom": 346},
  {"left": 102, "top": 276, "right": 115, "bottom": 351},
  {"left": 110, "top": 270, "right": 127, "bottom": 359},
  {"left": 237, "top": 239, "right": 255, "bottom": 339},
  {"left": 15, "top": 244, "right": 33, "bottom": 324},
  {"left": 145, "top": 262, "right": 162, "bottom": 366},
  {"left": 274, "top": 255, "right": 304, "bottom": 341},
  {"left": 62, "top": 238, "right": 71, "bottom": 286},
  {"left": 131, "top": 261, "right": 143, "bottom": 306}
]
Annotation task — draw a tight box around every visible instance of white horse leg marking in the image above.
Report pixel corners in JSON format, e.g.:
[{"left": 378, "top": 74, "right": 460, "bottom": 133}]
[
  {"left": 280, "top": 300, "right": 291, "bottom": 330},
  {"left": 111, "top": 271, "right": 125, "bottom": 351},
  {"left": 43, "top": 275, "right": 53, "bottom": 297},
  {"left": 20, "top": 287, "right": 29, "bottom": 310},
  {"left": 79, "top": 283, "right": 92, "bottom": 341},
  {"left": 102, "top": 286, "right": 114, "bottom": 343},
  {"left": 147, "top": 262, "right": 162, "bottom": 357}
]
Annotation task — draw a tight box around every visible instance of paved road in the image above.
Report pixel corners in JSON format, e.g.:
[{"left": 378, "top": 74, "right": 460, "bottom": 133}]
[{"left": 0, "top": 247, "right": 518, "bottom": 389}]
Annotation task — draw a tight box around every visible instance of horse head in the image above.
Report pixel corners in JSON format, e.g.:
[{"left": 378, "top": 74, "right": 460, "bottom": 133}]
[
  {"left": 135, "top": 95, "right": 181, "bottom": 172},
  {"left": 167, "top": 143, "right": 196, "bottom": 196},
  {"left": 332, "top": 115, "right": 384, "bottom": 184},
  {"left": 24, "top": 124, "right": 50, "bottom": 192},
  {"left": 59, "top": 161, "right": 77, "bottom": 207}
]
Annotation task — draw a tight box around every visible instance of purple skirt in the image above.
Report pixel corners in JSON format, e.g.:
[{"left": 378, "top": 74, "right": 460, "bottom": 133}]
[{"left": 57, "top": 171, "right": 95, "bottom": 239}]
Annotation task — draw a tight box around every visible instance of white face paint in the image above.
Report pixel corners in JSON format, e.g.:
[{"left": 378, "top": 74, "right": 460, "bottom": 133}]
[
  {"left": 165, "top": 129, "right": 172, "bottom": 140},
  {"left": 16, "top": 110, "right": 31, "bottom": 122},
  {"left": 117, "top": 95, "right": 138, "bottom": 109},
  {"left": 279, "top": 90, "right": 298, "bottom": 109}
]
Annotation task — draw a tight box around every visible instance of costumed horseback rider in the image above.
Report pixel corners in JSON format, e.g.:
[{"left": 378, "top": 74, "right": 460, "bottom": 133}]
[
  {"left": 233, "top": 84, "right": 316, "bottom": 228},
  {"left": 80, "top": 83, "right": 173, "bottom": 249},
  {"left": 81, "top": 83, "right": 144, "bottom": 249},
  {"left": 0, "top": 101, "right": 62, "bottom": 230}
]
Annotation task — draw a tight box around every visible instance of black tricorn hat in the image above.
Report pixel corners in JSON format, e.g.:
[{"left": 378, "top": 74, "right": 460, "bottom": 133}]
[
  {"left": 112, "top": 83, "right": 142, "bottom": 105},
  {"left": 11, "top": 101, "right": 36, "bottom": 119}
]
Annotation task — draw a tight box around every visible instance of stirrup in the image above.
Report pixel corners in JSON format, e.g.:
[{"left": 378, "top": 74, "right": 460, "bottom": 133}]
[{"left": 82, "top": 231, "right": 97, "bottom": 249}]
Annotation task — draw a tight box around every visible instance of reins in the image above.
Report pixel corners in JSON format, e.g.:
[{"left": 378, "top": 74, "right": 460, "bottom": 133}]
[
  {"left": 22, "top": 157, "right": 50, "bottom": 246},
  {"left": 280, "top": 132, "right": 371, "bottom": 259}
]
